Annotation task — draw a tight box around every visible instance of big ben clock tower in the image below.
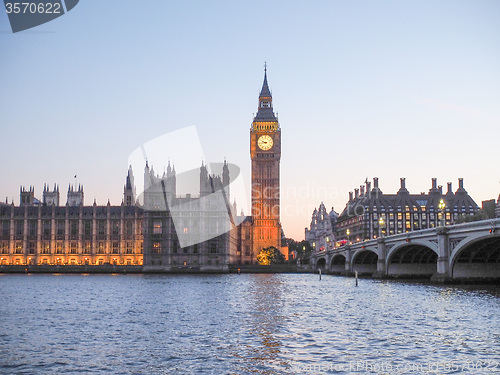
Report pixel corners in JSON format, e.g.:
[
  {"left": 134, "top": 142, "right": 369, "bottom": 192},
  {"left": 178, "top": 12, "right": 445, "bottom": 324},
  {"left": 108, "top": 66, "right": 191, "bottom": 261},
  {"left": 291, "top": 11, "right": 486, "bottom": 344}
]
[{"left": 250, "top": 66, "right": 282, "bottom": 258}]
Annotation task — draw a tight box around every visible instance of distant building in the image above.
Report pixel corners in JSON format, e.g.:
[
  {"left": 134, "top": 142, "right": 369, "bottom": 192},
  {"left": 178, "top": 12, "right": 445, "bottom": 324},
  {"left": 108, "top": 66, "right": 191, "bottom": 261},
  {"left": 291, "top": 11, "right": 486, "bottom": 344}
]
[
  {"left": 335, "top": 177, "right": 480, "bottom": 242},
  {"left": 305, "top": 202, "right": 338, "bottom": 252},
  {"left": 481, "top": 199, "right": 496, "bottom": 219},
  {"left": 496, "top": 194, "right": 500, "bottom": 218}
]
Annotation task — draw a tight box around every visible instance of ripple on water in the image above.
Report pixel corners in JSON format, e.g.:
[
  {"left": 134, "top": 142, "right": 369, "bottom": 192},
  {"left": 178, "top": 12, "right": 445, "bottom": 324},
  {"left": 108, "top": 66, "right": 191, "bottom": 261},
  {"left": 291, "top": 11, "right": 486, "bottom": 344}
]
[{"left": 0, "top": 274, "right": 499, "bottom": 374}]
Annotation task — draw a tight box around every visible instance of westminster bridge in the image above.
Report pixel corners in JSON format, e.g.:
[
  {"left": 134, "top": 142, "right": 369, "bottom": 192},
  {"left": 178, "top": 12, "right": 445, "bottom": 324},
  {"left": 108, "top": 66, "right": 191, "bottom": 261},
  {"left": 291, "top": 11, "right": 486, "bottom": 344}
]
[{"left": 310, "top": 218, "right": 500, "bottom": 282}]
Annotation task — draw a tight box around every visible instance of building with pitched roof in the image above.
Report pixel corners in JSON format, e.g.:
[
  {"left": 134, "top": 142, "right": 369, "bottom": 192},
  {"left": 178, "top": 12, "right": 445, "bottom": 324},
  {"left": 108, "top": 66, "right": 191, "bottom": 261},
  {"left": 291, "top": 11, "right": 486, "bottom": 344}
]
[{"left": 335, "top": 177, "right": 480, "bottom": 243}]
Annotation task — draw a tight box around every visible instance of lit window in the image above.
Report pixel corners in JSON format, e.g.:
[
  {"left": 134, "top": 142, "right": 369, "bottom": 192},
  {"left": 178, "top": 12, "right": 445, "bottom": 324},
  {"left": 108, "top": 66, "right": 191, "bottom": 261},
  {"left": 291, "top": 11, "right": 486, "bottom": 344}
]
[
  {"left": 153, "top": 242, "right": 161, "bottom": 254},
  {"left": 153, "top": 221, "right": 162, "bottom": 234}
]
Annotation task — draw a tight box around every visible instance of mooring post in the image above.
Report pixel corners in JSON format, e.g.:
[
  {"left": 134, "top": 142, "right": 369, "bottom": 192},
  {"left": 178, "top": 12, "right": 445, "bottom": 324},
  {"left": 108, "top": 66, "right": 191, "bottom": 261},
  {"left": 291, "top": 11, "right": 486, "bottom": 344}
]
[
  {"left": 319, "top": 269, "right": 322, "bottom": 280},
  {"left": 355, "top": 270, "right": 358, "bottom": 287}
]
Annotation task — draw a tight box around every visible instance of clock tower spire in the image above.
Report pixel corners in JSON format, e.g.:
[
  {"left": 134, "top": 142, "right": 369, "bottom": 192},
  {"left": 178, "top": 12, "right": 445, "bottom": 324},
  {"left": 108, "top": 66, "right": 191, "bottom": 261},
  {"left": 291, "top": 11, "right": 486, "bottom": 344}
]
[{"left": 250, "top": 66, "right": 282, "bottom": 260}]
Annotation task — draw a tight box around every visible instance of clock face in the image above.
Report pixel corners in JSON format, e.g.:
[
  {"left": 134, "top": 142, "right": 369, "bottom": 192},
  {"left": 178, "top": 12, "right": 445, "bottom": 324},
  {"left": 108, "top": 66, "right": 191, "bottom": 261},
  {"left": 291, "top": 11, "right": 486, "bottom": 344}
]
[{"left": 258, "top": 135, "right": 273, "bottom": 151}]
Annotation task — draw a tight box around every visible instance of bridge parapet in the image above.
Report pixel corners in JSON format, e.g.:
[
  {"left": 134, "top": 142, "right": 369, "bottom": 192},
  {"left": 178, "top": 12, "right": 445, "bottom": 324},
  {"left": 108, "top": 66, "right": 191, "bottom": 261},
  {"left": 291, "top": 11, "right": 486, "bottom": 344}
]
[{"left": 308, "top": 218, "right": 500, "bottom": 282}]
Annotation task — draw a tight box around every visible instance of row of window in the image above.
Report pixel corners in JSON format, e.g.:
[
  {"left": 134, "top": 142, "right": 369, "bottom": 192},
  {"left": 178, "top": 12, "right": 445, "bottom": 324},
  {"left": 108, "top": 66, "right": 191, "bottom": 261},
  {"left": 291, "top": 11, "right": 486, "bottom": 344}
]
[
  {"left": 150, "top": 259, "right": 221, "bottom": 266},
  {"left": 0, "top": 220, "right": 139, "bottom": 237},
  {"left": 151, "top": 220, "right": 226, "bottom": 235},
  {"left": 0, "top": 258, "right": 142, "bottom": 266},
  {"left": 368, "top": 205, "right": 475, "bottom": 212},
  {"left": 0, "top": 241, "right": 142, "bottom": 255},
  {"left": 371, "top": 212, "right": 471, "bottom": 220},
  {"left": 151, "top": 242, "right": 218, "bottom": 254}
]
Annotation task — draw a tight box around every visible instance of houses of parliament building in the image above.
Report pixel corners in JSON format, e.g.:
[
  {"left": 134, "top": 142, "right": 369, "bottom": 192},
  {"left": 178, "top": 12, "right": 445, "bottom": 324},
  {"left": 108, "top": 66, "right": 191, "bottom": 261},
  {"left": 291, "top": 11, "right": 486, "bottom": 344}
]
[{"left": 0, "top": 69, "right": 284, "bottom": 270}]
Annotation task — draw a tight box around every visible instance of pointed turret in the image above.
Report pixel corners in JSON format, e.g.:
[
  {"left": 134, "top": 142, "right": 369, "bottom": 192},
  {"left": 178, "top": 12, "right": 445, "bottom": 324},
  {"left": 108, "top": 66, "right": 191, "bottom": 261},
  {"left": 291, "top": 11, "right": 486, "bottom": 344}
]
[
  {"left": 67, "top": 182, "right": 84, "bottom": 206},
  {"left": 254, "top": 65, "right": 277, "bottom": 122},
  {"left": 200, "top": 162, "right": 210, "bottom": 197},
  {"left": 43, "top": 183, "right": 60, "bottom": 206},
  {"left": 259, "top": 65, "right": 272, "bottom": 98},
  {"left": 20, "top": 186, "right": 35, "bottom": 206},
  {"left": 124, "top": 165, "right": 136, "bottom": 206},
  {"left": 144, "top": 161, "right": 153, "bottom": 191},
  {"left": 164, "top": 162, "right": 176, "bottom": 197},
  {"left": 223, "top": 159, "right": 230, "bottom": 186}
]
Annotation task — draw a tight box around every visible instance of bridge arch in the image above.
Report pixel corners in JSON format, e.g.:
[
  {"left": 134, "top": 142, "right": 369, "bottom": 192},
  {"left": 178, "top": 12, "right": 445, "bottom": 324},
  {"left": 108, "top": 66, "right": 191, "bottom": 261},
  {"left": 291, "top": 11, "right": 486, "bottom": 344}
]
[
  {"left": 351, "top": 249, "right": 378, "bottom": 276},
  {"left": 450, "top": 234, "right": 500, "bottom": 279},
  {"left": 330, "top": 254, "right": 346, "bottom": 274},
  {"left": 316, "top": 257, "right": 327, "bottom": 271},
  {"left": 386, "top": 242, "right": 438, "bottom": 278}
]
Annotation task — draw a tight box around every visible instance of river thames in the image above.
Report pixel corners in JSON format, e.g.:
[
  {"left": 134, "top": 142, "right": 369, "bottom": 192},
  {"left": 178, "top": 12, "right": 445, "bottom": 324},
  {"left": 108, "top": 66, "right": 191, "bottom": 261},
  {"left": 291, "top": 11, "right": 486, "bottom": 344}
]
[{"left": 0, "top": 273, "right": 499, "bottom": 374}]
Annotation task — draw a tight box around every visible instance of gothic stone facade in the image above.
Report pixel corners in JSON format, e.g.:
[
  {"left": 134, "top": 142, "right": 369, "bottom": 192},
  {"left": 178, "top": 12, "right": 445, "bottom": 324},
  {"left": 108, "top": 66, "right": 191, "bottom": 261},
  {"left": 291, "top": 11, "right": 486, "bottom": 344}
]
[
  {"left": 0, "top": 186, "right": 143, "bottom": 266},
  {"left": 141, "top": 161, "right": 237, "bottom": 272}
]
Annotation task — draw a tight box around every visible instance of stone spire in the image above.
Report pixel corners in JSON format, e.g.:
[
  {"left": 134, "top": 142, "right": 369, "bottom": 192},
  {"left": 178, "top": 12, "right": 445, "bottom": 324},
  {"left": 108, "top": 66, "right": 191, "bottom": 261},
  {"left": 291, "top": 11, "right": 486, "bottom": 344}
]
[
  {"left": 259, "top": 63, "right": 272, "bottom": 98},
  {"left": 124, "top": 165, "right": 136, "bottom": 206},
  {"left": 254, "top": 64, "right": 277, "bottom": 121}
]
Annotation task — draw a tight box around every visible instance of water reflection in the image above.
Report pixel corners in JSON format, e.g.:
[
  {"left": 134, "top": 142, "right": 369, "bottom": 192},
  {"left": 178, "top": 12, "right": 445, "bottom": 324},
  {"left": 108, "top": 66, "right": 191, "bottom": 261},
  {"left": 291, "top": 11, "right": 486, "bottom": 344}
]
[{"left": 235, "top": 274, "right": 290, "bottom": 374}]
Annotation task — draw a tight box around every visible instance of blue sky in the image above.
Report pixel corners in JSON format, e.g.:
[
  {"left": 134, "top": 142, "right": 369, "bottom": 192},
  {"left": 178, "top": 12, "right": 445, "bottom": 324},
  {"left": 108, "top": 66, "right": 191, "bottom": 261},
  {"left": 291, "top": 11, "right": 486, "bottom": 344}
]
[{"left": 1, "top": 0, "right": 499, "bottom": 239}]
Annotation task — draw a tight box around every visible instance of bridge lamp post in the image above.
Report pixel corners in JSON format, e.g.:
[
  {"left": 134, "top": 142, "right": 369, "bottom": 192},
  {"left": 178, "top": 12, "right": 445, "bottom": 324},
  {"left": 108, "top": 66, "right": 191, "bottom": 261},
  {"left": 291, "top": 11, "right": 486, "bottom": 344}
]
[
  {"left": 379, "top": 217, "right": 385, "bottom": 238},
  {"left": 438, "top": 199, "right": 446, "bottom": 227},
  {"left": 346, "top": 229, "right": 350, "bottom": 244}
]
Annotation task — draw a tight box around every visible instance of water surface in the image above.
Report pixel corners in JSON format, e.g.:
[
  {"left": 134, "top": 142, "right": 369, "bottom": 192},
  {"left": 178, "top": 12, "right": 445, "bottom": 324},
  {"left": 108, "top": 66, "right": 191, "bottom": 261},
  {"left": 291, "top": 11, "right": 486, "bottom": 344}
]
[{"left": 0, "top": 274, "right": 499, "bottom": 374}]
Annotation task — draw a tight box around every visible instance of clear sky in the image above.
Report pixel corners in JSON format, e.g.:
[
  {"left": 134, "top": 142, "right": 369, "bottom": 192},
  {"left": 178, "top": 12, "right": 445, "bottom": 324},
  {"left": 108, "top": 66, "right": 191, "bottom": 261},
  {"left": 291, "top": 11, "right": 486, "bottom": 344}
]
[{"left": 1, "top": 0, "right": 499, "bottom": 240}]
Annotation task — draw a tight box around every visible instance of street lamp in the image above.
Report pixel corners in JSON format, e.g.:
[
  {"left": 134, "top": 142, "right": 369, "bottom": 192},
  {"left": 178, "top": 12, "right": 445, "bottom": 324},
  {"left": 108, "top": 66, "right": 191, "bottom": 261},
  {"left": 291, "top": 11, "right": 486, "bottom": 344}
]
[
  {"left": 438, "top": 199, "right": 446, "bottom": 227},
  {"left": 346, "top": 229, "right": 350, "bottom": 244},
  {"left": 379, "top": 216, "right": 385, "bottom": 238}
]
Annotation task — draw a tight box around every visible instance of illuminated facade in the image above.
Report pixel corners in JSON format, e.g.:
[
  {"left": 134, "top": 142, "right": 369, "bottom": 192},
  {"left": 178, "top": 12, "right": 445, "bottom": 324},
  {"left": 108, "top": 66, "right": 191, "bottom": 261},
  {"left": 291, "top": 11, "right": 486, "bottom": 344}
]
[
  {"left": 0, "top": 163, "right": 239, "bottom": 269},
  {"left": 250, "top": 68, "right": 282, "bottom": 258},
  {"left": 0, "top": 177, "right": 143, "bottom": 266},
  {"left": 336, "top": 177, "right": 480, "bottom": 242}
]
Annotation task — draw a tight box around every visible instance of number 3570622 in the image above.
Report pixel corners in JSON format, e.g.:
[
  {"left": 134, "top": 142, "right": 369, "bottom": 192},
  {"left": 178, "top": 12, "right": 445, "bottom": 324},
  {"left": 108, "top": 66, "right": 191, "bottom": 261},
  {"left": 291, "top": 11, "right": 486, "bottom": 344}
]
[{"left": 5, "top": 2, "right": 62, "bottom": 14}]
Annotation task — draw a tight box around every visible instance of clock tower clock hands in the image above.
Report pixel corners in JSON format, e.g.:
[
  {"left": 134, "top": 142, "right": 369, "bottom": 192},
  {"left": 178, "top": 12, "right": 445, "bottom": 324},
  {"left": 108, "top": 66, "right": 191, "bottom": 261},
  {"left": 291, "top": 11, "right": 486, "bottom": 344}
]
[{"left": 258, "top": 135, "right": 273, "bottom": 151}]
